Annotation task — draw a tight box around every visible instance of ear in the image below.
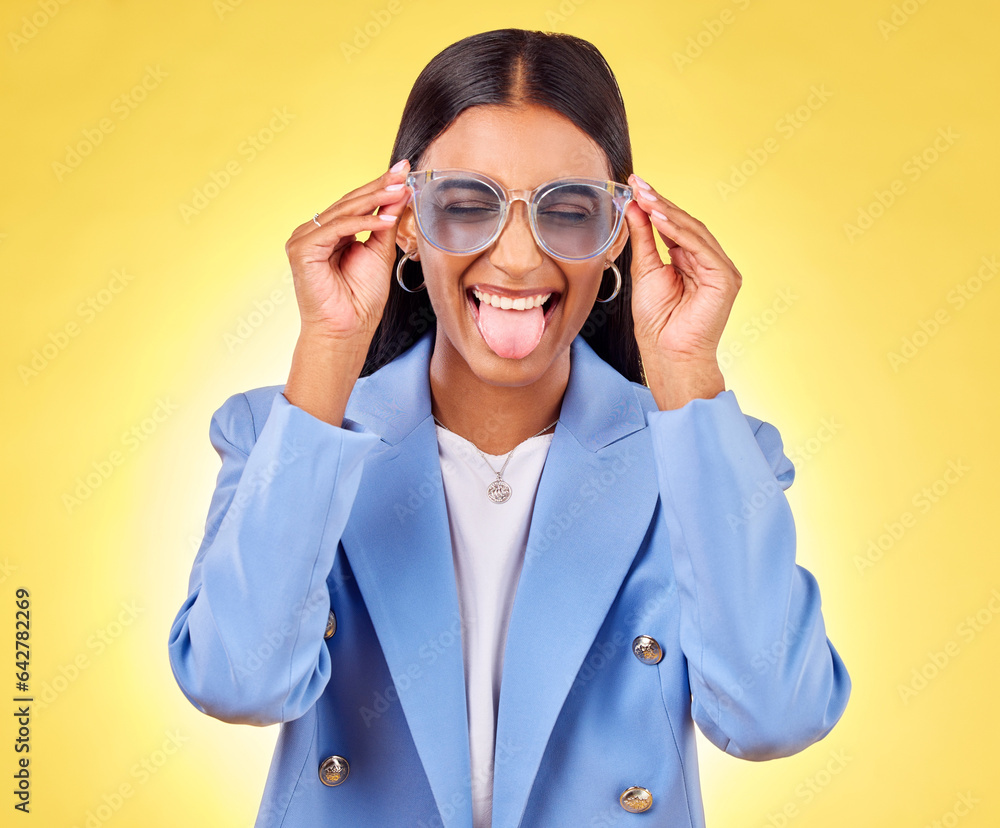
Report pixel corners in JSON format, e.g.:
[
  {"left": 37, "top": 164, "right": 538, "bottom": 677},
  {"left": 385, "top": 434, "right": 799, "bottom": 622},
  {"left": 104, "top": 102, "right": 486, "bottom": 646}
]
[
  {"left": 393, "top": 202, "right": 420, "bottom": 260},
  {"left": 607, "top": 217, "right": 630, "bottom": 263}
]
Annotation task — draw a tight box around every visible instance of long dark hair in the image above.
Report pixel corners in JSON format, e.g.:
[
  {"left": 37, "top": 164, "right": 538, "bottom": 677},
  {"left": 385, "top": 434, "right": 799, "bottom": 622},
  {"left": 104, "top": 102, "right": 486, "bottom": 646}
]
[{"left": 363, "top": 28, "right": 643, "bottom": 384}]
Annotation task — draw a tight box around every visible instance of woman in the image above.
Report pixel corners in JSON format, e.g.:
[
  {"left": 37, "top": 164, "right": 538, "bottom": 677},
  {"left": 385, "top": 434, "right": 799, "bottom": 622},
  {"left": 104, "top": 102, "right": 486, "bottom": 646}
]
[{"left": 168, "top": 28, "right": 850, "bottom": 828}]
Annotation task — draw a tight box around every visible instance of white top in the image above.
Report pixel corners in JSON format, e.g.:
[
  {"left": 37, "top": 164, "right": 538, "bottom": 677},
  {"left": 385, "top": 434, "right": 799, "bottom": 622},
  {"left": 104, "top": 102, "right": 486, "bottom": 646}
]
[{"left": 435, "top": 423, "right": 554, "bottom": 828}]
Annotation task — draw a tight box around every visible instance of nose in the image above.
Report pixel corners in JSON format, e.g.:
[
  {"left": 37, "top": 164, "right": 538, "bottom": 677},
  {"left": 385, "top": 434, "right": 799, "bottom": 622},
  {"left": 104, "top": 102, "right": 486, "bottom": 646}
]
[{"left": 487, "top": 197, "right": 543, "bottom": 277}]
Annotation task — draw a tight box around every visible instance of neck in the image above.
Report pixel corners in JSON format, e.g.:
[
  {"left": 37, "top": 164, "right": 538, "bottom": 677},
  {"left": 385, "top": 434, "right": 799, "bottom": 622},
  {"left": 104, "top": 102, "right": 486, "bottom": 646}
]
[{"left": 429, "top": 333, "right": 568, "bottom": 455}]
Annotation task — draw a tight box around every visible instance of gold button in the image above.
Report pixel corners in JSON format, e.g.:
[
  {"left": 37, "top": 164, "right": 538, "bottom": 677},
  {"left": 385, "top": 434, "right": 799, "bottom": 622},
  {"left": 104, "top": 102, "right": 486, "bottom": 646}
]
[
  {"left": 620, "top": 786, "right": 653, "bottom": 813},
  {"left": 318, "top": 755, "right": 349, "bottom": 786},
  {"left": 632, "top": 635, "right": 663, "bottom": 664},
  {"left": 324, "top": 609, "right": 337, "bottom": 639}
]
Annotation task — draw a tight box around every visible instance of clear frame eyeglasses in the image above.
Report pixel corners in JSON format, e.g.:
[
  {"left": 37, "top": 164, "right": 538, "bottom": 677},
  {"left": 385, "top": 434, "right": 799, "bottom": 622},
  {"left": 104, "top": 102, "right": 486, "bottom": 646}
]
[{"left": 404, "top": 169, "right": 633, "bottom": 262}]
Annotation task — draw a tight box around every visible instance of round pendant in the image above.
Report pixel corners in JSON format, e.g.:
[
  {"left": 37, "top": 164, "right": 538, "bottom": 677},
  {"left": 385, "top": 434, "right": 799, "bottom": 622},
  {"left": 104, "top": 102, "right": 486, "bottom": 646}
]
[{"left": 487, "top": 478, "right": 512, "bottom": 504}]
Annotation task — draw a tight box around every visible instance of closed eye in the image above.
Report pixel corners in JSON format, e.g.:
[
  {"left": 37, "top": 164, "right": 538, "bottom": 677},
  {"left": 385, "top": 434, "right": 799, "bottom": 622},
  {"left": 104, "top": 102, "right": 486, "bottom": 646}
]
[
  {"left": 435, "top": 200, "right": 500, "bottom": 221},
  {"left": 539, "top": 205, "right": 595, "bottom": 224}
]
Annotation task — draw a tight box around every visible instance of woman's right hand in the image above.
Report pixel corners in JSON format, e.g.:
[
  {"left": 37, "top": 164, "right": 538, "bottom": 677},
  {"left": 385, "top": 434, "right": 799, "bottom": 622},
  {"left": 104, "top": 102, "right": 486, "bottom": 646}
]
[
  {"left": 282, "top": 159, "right": 411, "bottom": 425},
  {"left": 284, "top": 159, "right": 412, "bottom": 345}
]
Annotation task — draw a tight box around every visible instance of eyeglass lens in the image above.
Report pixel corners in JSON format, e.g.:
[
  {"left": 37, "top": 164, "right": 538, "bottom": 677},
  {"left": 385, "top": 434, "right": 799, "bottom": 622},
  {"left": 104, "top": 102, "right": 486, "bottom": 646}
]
[{"left": 417, "top": 177, "right": 619, "bottom": 259}]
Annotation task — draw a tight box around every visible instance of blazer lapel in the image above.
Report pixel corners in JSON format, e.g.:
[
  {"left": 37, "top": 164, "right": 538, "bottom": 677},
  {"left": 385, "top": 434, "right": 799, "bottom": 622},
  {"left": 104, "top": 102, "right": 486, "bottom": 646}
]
[
  {"left": 341, "top": 333, "right": 473, "bottom": 828},
  {"left": 491, "top": 337, "right": 659, "bottom": 828}
]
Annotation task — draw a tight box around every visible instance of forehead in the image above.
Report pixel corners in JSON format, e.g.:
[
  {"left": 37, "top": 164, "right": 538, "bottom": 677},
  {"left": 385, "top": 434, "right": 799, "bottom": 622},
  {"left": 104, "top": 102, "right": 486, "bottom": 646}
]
[{"left": 418, "top": 103, "right": 612, "bottom": 186}]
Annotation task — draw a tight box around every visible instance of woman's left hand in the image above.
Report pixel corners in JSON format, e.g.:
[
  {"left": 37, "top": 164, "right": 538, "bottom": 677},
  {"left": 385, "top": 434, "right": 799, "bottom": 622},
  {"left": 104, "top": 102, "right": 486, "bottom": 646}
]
[{"left": 624, "top": 174, "right": 742, "bottom": 410}]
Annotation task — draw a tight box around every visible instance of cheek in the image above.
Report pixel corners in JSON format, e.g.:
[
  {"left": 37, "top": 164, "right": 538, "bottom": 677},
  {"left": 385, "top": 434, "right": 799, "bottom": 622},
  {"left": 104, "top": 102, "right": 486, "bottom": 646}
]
[
  {"left": 419, "top": 249, "right": 476, "bottom": 311},
  {"left": 564, "top": 266, "right": 604, "bottom": 317}
]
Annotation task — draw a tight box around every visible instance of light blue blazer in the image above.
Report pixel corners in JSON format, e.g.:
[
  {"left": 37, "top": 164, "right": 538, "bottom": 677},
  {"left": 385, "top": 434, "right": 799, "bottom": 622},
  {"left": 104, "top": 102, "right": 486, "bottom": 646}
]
[{"left": 168, "top": 330, "right": 850, "bottom": 827}]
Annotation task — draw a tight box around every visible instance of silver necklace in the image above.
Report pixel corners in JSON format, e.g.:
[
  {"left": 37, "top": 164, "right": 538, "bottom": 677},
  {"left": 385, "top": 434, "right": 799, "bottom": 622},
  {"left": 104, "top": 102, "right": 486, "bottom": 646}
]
[{"left": 433, "top": 416, "right": 559, "bottom": 504}]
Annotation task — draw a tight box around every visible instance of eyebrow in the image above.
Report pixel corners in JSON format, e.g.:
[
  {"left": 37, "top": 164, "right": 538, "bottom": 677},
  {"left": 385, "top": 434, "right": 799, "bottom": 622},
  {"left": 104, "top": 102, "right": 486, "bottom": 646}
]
[
  {"left": 432, "top": 178, "right": 603, "bottom": 201},
  {"left": 434, "top": 179, "right": 496, "bottom": 196},
  {"left": 543, "top": 184, "right": 601, "bottom": 200}
]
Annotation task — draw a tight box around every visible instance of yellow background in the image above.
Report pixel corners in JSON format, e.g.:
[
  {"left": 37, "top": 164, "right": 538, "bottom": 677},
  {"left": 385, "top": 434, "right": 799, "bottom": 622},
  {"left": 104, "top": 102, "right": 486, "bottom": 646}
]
[{"left": 3, "top": 0, "right": 997, "bottom": 825}]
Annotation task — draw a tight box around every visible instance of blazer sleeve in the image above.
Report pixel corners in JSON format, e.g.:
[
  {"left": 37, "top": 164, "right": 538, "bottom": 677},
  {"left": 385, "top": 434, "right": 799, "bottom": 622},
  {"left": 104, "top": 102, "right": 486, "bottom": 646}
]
[
  {"left": 646, "top": 390, "right": 851, "bottom": 760},
  {"left": 167, "top": 390, "right": 381, "bottom": 726}
]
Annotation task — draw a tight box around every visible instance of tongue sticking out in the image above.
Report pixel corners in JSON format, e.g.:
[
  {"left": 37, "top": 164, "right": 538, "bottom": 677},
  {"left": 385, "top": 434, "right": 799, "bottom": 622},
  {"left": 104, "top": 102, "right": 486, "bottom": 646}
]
[{"left": 477, "top": 301, "right": 546, "bottom": 359}]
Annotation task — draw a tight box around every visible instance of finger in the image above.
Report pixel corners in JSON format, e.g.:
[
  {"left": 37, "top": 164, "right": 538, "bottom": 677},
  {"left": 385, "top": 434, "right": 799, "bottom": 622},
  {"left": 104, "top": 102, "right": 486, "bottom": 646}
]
[
  {"left": 316, "top": 175, "right": 410, "bottom": 224},
  {"left": 365, "top": 189, "right": 411, "bottom": 257},
  {"left": 289, "top": 185, "right": 409, "bottom": 245},
  {"left": 643, "top": 209, "right": 736, "bottom": 287},
  {"left": 344, "top": 158, "right": 410, "bottom": 198},
  {"left": 629, "top": 175, "right": 730, "bottom": 262},
  {"left": 633, "top": 190, "right": 726, "bottom": 260},
  {"left": 324, "top": 159, "right": 411, "bottom": 210},
  {"left": 286, "top": 213, "right": 407, "bottom": 263},
  {"left": 628, "top": 178, "right": 737, "bottom": 279},
  {"left": 288, "top": 160, "right": 411, "bottom": 243},
  {"left": 624, "top": 201, "right": 671, "bottom": 284}
]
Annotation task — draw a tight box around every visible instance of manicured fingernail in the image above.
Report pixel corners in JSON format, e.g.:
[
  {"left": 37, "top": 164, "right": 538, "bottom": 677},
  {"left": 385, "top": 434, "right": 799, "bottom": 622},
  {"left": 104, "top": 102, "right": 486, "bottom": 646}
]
[
  {"left": 651, "top": 209, "right": 667, "bottom": 221},
  {"left": 636, "top": 187, "right": 656, "bottom": 200},
  {"left": 378, "top": 213, "right": 398, "bottom": 222},
  {"left": 385, "top": 182, "right": 404, "bottom": 191},
  {"left": 390, "top": 159, "right": 407, "bottom": 172},
  {"left": 631, "top": 174, "right": 652, "bottom": 191}
]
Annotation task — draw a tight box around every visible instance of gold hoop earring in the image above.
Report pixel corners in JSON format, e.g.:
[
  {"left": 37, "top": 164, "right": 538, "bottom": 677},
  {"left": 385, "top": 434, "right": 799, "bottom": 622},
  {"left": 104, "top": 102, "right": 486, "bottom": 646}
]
[
  {"left": 395, "top": 251, "right": 425, "bottom": 293},
  {"left": 595, "top": 261, "right": 622, "bottom": 303}
]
